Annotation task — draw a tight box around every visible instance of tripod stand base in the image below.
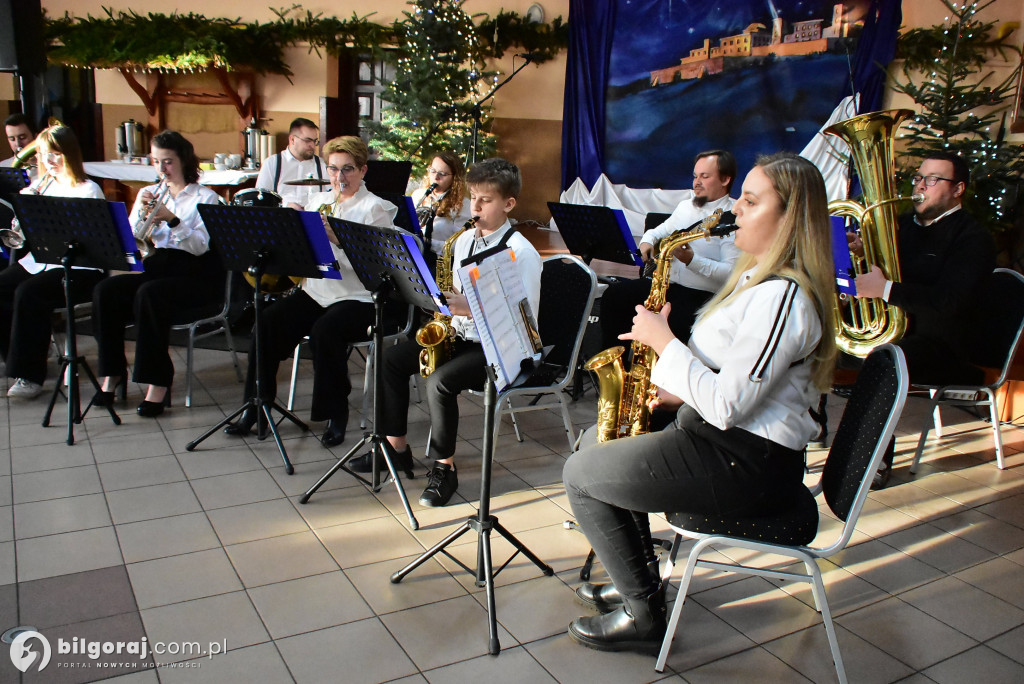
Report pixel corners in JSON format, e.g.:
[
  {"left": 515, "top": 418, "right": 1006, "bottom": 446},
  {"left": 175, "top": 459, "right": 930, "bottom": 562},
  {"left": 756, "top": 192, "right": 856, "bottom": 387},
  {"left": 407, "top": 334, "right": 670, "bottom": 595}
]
[
  {"left": 43, "top": 355, "right": 120, "bottom": 446},
  {"left": 186, "top": 397, "right": 307, "bottom": 475}
]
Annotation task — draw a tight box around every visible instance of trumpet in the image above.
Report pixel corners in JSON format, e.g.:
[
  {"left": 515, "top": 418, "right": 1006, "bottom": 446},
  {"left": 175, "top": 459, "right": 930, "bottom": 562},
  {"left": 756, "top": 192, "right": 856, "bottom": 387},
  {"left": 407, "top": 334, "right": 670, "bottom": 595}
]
[
  {"left": 133, "top": 176, "right": 170, "bottom": 259},
  {"left": 1, "top": 174, "right": 57, "bottom": 249}
]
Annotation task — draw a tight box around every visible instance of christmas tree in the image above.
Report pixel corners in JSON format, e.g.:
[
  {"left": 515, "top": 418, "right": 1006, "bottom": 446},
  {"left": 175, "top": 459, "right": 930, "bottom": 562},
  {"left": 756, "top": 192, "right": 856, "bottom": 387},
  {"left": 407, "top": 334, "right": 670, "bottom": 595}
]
[
  {"left": 891, "top": 0, "right": 1024, "bottom": 234},
  {"left": 368, "top": 0, "right": 497, "bottom": 177}
]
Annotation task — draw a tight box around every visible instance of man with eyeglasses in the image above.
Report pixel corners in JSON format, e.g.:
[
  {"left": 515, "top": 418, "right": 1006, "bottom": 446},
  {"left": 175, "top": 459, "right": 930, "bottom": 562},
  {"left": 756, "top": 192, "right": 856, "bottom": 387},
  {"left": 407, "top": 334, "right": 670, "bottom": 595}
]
[
  {"left": 852, "top": 151, "right": 995, "bottom": 488},
  {"left": 255, "top": 117, "right": 326, "bottom": 209}
]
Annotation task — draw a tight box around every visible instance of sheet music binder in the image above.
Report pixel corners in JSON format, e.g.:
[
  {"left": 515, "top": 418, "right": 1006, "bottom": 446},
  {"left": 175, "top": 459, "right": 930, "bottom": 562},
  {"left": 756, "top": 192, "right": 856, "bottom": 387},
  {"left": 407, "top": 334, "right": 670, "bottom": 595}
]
[
  {"left": 547, "top": 201, "right": 643, "bottom": 267},
  {"left": 375, "top": 192, "right": 424, "bottom": 238},
  {"left": 457, "top": 248, "right": 542, "bottom": 391},
  {"left": 831, "top": 215, "right": 856, "bottom": 296}
]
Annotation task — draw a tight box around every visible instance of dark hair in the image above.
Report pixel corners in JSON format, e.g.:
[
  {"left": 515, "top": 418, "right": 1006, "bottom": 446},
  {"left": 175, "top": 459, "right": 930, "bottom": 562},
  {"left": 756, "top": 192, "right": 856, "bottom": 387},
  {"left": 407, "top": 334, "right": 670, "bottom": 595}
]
[
  {"left": 37, "top": 125, "right": 88, "bottom": 184},
  {"left": 694, "top": 149, "right": 737, "bottom": 192},
  {"left": 924, "top": 151, "right": 970, "bottom": 186},
  {"left": 151, "top": 130, "right": 201, "bottom": 184},
  {"left": 289, "top": 118, "right": 318, "bottom": 134},
  {"left": 466, "top": 158, "right": 521, "bottom": 200},
  {"left": 4, "top": 113, "right": 32, "bottom": 132}
]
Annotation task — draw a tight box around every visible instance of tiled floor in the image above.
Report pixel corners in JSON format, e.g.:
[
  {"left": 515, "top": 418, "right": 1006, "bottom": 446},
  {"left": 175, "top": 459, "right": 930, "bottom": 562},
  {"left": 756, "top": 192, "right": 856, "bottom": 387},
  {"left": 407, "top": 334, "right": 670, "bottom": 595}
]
[{"left": 1, "top": 339, "right": 1023, "bottom": 683}]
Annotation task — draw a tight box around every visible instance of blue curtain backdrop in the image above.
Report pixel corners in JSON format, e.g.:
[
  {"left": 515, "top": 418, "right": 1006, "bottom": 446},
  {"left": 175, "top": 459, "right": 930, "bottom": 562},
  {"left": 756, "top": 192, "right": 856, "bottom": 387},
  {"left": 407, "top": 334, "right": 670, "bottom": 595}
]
[{"left": 561, "top": 0, "right": 902, "bottom": 190}]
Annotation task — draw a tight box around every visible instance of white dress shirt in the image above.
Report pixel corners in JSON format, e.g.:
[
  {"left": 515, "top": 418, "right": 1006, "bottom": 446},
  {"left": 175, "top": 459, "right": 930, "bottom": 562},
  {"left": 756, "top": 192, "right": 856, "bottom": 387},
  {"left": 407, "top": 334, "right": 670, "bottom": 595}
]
[
  {"left": 128, "top": 182, "right": 220, "bottom": 257},
  {"left": 301, "top": 182, "right": 398, "bottom": 308},
  {"left": 410, "top": 187, "right": 474, "bottom": 252},
  {"left": 640, "top": 194, "right": 739, "bottom": 292},
  {"left": 650, "top": 269, "right": 823, "bottom": 451},
  {"left": 449, "top": 220, "right": 542, "bottom": 343},
  {"left": 255, "top": 149, "right": 328, "bottom": 208},
  {"left": 18, "top": 177, "right": 105, "bottom": 274}
]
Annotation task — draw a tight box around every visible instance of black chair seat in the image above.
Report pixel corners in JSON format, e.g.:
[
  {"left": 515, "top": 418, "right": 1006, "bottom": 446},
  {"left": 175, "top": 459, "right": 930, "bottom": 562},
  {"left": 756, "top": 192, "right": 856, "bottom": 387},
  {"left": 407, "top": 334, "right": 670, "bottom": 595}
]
[{"left": 666, "top": 484, "right": 819, "bottom": 546}]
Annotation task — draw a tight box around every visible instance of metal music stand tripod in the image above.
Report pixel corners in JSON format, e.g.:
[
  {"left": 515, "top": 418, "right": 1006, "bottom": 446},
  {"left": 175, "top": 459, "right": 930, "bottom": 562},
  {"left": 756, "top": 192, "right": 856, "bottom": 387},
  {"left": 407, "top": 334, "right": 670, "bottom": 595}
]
[
  {"left": 11, "top": 195, "right": 138, "bottom": 445},
  {"left": 185, "top": 205, "right": 341, "bottom": 474},
  {"left": 299, "top": 220, "right": 441, "bottom": 530},
  {"left": 546, "top": 202, "right": 645, "bottom": 273}
]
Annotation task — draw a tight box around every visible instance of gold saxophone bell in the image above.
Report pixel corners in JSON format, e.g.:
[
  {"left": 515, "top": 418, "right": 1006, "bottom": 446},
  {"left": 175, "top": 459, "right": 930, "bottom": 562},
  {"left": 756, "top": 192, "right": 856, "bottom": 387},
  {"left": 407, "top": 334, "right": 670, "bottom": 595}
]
[
  {"left": 825, "top": 109, "right": 912, "bottom": 358},
  {"left": 416, "top": 215, "right": 479, "bottom": 377}
]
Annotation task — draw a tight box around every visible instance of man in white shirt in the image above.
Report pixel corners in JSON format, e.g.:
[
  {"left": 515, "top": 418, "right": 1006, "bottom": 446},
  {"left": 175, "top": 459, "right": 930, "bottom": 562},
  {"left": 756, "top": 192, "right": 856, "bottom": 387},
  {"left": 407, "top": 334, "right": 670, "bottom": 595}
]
[
  {"left": 1, "top": 113, "right": 35, "bottom": 168},
  {"left": 254, "top": 117, "right": 327, "bottom": 209},
  {"left": 599, "top": 150, "right": 740, "bottom": 350}
]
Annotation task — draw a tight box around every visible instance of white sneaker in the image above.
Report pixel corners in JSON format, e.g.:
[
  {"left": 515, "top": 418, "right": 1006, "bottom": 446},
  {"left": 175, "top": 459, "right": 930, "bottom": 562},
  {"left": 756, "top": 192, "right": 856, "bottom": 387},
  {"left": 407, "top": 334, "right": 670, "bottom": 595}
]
[{"left": 7, "top": 378, "right": 43, "bottom": 399}]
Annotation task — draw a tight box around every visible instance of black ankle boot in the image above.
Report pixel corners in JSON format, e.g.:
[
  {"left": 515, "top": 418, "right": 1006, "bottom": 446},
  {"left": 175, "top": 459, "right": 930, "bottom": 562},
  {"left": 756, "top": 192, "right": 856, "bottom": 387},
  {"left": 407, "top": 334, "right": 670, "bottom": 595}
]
[
  {"left": 224, "top": 407, "right": 258, "bottom": 436},
  {"left": 349, "top": 446, "right": 415, "bottom": 479},
  {"left": 872, "top": 437, "right": 896, "bottom": 490},
  {"left": 575, "top": 582, "right": 625, "bottom": 612},
  {"left": 568, "top": 588, "right": 666, "bottom": 654}
]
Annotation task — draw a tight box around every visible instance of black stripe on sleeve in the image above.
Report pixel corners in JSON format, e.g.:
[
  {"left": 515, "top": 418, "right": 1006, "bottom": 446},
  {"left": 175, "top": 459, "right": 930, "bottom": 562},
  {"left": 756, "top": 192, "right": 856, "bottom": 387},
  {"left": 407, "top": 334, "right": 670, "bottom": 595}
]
[{"left": 748, "top": 281, "right": 799, "bottom": 382}]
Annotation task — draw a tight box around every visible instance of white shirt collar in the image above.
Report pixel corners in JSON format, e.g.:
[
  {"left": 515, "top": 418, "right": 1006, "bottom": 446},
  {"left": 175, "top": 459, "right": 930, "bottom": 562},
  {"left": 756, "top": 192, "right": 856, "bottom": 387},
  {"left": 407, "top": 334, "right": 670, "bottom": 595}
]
[{"left": 914, "top": 203, "right": 962, "bottom": 226}]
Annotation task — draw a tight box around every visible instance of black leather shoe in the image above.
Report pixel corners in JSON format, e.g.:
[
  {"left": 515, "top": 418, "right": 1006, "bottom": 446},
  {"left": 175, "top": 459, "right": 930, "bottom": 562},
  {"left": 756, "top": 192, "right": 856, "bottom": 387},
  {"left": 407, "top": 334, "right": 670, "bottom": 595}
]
[
  {"left": 136, "top": 400, "right": 165, "bottom": 418},
  {"left": 419, "top": 461, "right": 458, "bottom": 507},
  {"left": 321, "top": 419, "right": 346, "bottom": 448},
  {"left": 91, "top": 390, "right": 115, "bottom": 410},
  {"left": 349, "top": 446, "right": 415, "bottom": 479},
  {"left": 576, "top": 582, "right": 625, "bottom": 613},
  {"left": 224, "top": 407, "right": 258, "bottom": 436},
  {"left": 568, "top": 590, "right": 667, "bottom": 654}
]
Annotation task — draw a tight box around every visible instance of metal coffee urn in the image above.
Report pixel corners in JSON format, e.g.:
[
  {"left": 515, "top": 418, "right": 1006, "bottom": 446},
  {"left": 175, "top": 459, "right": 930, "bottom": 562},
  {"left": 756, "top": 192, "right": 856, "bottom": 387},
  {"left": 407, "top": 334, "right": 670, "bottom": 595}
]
[{"left": 243, "top": 118, "right": 262, "bottom": 169}]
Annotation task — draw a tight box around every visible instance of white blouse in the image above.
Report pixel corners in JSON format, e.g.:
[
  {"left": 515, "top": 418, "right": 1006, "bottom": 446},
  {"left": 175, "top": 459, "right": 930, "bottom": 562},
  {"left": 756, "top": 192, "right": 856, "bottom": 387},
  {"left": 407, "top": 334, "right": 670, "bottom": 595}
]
[
  {"left": 411, "top": 186, "right": 474, "bottom": 253},
  {"left": 650, "top": 269, "right": 823, "bottom": 450},
  {"left": 128, "top": 182, "right": 220, "bottom": 257}
]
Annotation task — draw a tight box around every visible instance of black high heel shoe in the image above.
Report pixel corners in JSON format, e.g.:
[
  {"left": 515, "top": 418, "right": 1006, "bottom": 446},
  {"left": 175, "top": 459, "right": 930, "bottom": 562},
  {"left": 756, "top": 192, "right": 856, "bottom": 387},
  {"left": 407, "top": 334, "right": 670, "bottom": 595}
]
[
  {"left": 136, "top": 387, "right": 172, "bottom": 418},
  {"left": 224, "top": 407, "right": 258, "bottom": 436},
  {"left": 91, "top": 390, "right": 116, "bottom": 410}
]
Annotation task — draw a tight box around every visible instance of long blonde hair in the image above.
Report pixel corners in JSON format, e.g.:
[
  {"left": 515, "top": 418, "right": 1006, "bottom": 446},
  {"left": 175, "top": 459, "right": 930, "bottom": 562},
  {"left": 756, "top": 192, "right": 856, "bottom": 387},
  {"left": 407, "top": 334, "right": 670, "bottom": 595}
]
[
  {"left": 37, "top": 125, "right": 89, "bottom": 185},
  {"left": 699, "top": 152, "right": 837, "bottom": 390}
]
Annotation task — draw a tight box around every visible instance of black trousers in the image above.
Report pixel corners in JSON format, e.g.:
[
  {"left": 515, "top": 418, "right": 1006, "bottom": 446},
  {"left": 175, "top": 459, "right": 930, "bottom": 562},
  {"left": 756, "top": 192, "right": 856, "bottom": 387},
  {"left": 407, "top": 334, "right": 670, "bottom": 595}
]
[
  {"left": 6, "top": 268, "right": 107, "bottom": 384},
  {"left": 380, "top": 337, "right": 486, "bottom": 460},
  {"left": 0, "top": 262, "right": 33, "bottom": 360},
  {"left": 563, "top": 406, "right": 806, "bottom": 599},
  {"left": 93, "top": 249, "right": 222, "bottom": 387},
  {"left": 242, "top": 290, "right": 401, "bottom": 425},
  {"left": 599, "top": 278, "right": 713, "bottom": 350}
]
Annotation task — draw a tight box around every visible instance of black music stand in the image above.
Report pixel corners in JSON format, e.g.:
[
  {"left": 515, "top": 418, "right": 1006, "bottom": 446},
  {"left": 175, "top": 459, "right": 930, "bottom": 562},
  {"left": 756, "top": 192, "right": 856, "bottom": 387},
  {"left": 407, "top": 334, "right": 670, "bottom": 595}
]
[
  {"left": 299, "top": 219, "right": 442, "bottom": 530},
  {"left": 11, "top": 195, "right": 138, "bottom": 445},
  {"left": 364, "top": 161, "right": 413, "bottom": 196},
  {"left": 185, "top": 205, "right": 341, "bottom": 474},
  {"left": 547, "top": 202, "right": 644, "bottom": 273},
  {"left": 390, "top": 249, "right": 553, "bottom": 655}
]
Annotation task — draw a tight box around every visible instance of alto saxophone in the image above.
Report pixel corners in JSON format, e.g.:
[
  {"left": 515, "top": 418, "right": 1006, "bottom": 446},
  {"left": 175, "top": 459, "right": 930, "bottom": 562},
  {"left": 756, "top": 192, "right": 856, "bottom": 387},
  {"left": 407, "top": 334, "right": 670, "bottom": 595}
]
[
  {"left": 416, "top": 215, "right": 479, "bottom": 377},
  {"left": 585, "top": 210, "right": 737, "bottom": 442}
]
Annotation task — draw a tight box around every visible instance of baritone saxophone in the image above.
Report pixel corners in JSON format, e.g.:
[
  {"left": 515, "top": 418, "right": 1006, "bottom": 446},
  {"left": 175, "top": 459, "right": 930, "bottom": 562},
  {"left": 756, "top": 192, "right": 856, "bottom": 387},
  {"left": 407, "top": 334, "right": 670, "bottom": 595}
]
[
  {"left": 416, "top": 216, "right": 479, "bottom": 377},
  {"left": 584, "top": 210, "right": 737, "bottom": 442}
]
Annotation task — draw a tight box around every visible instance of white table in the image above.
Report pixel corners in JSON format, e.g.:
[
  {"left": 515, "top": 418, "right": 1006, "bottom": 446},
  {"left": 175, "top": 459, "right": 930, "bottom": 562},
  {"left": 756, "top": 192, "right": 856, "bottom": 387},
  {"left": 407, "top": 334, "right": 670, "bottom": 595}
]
[{"left": 84, "top": 161, "right": 258, "bottom": 186}]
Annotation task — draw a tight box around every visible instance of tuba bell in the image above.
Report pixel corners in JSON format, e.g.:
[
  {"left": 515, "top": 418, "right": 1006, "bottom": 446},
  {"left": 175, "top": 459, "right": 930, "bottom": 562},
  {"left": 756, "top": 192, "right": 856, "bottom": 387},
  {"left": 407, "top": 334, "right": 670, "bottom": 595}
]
[{"left": 825, "top": 109, "right": 914, "bottom": 358}]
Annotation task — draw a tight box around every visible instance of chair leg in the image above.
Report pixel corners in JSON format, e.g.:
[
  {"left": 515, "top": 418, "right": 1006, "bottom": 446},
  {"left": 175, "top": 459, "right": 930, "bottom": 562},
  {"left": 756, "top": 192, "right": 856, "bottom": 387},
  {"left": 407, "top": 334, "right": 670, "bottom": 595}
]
[
  {"left": 931, "top": 389, "right": 944, "bottom": 438},
  {"left": 222, "top": 319, "right": 243, "bottom": 382},
  {"left": 287, "top": 344, "right": 301, "bottom": 411},
  {"left": 506, "top": 396, "right": 523, "bottom": 443},
  {"left": 807, "top": 558, "right": 848, "bottom": 684},
  {"left": 558, "top": 393, "right": 576, "bottom": 453},
  {"left": 655, "top": 534, "right": 702, "bottom": 673},
  {"left": 910, "top": 402, "right": 935, "bottom": 475},
  {"left": 986, "top": 388, "right": 1005, "bottom": 470},
  {"left": 185, "top": 327, "right": 195, "bottom": 408}
]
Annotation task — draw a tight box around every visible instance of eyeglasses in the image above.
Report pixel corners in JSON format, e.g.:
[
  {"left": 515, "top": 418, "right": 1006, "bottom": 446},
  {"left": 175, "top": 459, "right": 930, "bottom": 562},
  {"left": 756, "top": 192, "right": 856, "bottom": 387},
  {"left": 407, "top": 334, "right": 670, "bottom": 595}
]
[
  {"left": 427, "top": 168, "right": 451, "bottom": 179},
  {"left": 294, "top": 135, "right": 319, "bottom": 145},
  {"left": 326, "top": 165, "right": 358, "bottom": 175},
  {"left": 911, "top": 174, "right": 955, "bottom": 187}
]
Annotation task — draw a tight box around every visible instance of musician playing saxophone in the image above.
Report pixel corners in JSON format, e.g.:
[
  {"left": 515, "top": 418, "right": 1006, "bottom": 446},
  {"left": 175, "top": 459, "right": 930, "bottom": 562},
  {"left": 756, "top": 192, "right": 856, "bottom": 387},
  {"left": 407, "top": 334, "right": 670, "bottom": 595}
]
[
  {"left": 410, "top": 151, "right": 472, "bottom": 253},
  {"left": 348, "top": 158, "right": 542, "bottom": 508},
  {"left": 92, "top": 130, "right": 222, "bottom": 416},
  {"left": 224, "top": 135, "right": 403, "bottom": 447},
  {"left": 4, "top": 125, "right": 105, "bottom": 400},
  {"left": 563, "top": 154, "right": 837, "bottom": 655}
]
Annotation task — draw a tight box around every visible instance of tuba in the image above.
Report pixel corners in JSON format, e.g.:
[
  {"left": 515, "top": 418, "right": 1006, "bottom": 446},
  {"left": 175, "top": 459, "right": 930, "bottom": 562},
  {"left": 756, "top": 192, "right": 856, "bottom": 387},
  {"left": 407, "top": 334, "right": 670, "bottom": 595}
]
[
  {"left": 585, "top": 210, "right": 737, "bottom": 442},
  {"left": 825, "top": 109, "right": 914, "bottom": 358},
  {"left": 416, "top": 215, "right": 478, "bottom": 377}
]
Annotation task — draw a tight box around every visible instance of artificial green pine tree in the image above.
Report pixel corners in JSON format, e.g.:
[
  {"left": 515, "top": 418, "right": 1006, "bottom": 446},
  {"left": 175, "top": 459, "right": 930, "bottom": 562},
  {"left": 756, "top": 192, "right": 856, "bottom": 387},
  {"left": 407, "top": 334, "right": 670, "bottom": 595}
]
[
  {"left": 891, "top": 0, "right": 1024, "bottom": 234},
  {"left": 368, "top": 0, "right": 497, "bottom": 177}
]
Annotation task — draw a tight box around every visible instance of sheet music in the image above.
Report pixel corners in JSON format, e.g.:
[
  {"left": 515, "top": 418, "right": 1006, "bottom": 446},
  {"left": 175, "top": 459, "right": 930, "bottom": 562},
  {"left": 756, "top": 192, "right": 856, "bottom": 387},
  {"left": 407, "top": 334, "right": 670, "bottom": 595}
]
[{"left": 458, "top": 248, "right": 542, "bottom": 391}]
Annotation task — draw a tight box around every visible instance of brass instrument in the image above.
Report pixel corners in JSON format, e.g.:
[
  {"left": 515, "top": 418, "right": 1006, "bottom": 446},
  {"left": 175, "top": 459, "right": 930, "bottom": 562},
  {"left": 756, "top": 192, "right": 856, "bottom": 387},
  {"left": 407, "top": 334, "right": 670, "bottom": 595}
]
[
  {"left": 133, "top": 176, "right": 170, "bottom": 259},
  {"left": 825, "top": 109, "right": 913, "bottom": 358},
  {"left": 416, "top": 215, "right": 479, "bottom": 377},
  {"left": 1, "top": 173, "right": 56, "bottom": 249},
  {"left": 416, "top": 182, "right": 440, "bottom": 228},
  {"left": 11, "top": 117, "right": 62, "bottom": 172},
  {"left": 585, "top": 210, "right": 737, "bottom": 442}
]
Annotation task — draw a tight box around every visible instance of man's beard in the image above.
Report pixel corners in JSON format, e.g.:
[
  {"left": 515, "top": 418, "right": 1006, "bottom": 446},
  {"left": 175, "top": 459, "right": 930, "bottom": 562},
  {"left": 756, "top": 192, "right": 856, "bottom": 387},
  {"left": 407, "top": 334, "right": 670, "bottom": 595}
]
[{"left": 693, "top": 194, "right": 708, "bottom": 208}]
